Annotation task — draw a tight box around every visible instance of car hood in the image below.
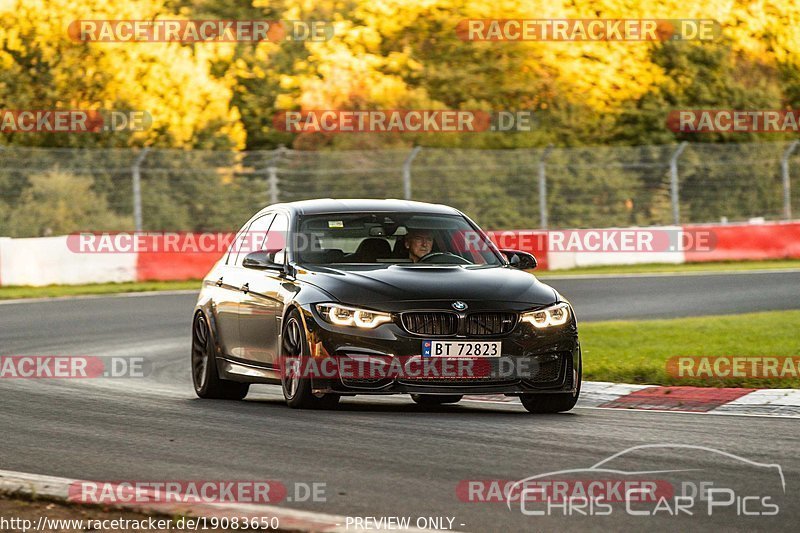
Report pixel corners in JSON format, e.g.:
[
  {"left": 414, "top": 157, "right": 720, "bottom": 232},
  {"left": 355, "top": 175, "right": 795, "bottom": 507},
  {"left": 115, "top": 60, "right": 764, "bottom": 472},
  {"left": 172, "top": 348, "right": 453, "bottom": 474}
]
[{"left": 295, "top": 264, "right": 557, "bottom": 311}]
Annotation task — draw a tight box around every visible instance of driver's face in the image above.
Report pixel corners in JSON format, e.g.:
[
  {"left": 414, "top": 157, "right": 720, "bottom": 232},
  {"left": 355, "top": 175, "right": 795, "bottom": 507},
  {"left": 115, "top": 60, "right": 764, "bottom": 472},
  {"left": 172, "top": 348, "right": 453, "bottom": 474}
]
[{"left": 406, "top": 231, "right": 433, "bottom": 262}]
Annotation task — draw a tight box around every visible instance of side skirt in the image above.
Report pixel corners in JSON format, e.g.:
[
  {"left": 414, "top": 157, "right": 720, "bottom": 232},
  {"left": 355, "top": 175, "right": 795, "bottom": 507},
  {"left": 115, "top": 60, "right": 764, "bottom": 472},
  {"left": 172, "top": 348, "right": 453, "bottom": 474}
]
[{"left": 218, "top": 357, "right": 282, "bottom": 384}]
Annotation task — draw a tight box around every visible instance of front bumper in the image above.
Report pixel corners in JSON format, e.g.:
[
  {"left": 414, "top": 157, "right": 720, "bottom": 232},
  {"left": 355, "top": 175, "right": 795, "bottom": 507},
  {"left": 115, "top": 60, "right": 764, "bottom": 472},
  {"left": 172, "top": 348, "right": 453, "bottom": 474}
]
[{"left": 298, "top": 304, "right": 581, "bottom": 396}]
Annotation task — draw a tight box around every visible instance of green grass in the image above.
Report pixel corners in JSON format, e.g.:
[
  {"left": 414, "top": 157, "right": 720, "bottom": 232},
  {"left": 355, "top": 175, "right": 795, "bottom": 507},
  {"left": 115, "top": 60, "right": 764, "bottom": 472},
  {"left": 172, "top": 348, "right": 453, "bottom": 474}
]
[
  {"left": 0, "top": 280, "right": 201, "bottom": 300},
  {"left": 581, "top": 310, "right": 800, "bottom": 388},
  {"left": 535, "top": 258, "right": 800, "bottom": 277}
]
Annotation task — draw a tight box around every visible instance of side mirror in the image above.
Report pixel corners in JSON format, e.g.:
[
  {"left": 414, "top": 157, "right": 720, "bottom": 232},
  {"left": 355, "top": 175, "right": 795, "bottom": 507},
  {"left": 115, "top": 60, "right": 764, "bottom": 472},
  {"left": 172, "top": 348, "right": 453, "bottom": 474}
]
[
  {"left": 500, "top": 249, "right": 537, "bottom": 270},
  {"left": 242, "top": 250, "right": 283, "bottom": 271}
]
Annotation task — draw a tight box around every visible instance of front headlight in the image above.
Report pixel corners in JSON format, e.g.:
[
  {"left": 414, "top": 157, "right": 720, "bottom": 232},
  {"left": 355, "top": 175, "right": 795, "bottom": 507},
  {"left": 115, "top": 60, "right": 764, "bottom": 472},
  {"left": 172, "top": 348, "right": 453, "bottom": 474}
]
[
  {"left": 316, "top": 303, "right": 392, "bottom": 329},
  {"left": 520, "top": 302, "right": 571, "bottom": 328}
]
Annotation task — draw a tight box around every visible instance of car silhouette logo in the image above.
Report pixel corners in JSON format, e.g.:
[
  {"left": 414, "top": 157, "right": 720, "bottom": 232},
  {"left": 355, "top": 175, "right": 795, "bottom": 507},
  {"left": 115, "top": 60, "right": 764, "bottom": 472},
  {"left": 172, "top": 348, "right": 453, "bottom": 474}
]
[{"left": 452, "top": 301, "right": 468, "bottom": 311}]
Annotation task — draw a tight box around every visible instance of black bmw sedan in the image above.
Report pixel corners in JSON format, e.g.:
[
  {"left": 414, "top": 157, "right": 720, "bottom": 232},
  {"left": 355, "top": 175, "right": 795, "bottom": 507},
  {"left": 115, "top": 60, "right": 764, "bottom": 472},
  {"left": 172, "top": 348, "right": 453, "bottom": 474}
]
[{"left": 192, "top": 199, "right": 581, "bottom": 413}]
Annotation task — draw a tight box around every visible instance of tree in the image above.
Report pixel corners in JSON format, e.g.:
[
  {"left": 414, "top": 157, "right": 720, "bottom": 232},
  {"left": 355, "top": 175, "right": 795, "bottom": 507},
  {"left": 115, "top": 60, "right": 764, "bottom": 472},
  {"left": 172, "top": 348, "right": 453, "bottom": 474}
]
[
  {"left": 0, "top": 0, "right": 245, "bottom": 149},
  {"left": 3, "top": 171, "right": 132, "bottom": 236}
]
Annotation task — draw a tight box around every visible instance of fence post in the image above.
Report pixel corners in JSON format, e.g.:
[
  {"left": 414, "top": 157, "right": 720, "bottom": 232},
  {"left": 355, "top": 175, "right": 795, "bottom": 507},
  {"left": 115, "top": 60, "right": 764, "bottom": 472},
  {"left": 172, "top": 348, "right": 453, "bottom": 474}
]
[
  {"left": 781, "top": 140, "right": 799, "bottom": 220},
  {"left": 403, "top": 146, "right": 422, "bottom": 200},
  {"left": 669, "top": 141, "right": 688, "bottom": 225},
  {"left": 267, "top": 145, "right": 286, "bottom": 205},
  {"left": 132, "top": 147, "right": 150, "bottom": 232},
  {"left": 268, "top": 167, "right": 279, "bottom": 205},
  {"left": 539, "top": 145, "right": 553, "bottom": 229}
]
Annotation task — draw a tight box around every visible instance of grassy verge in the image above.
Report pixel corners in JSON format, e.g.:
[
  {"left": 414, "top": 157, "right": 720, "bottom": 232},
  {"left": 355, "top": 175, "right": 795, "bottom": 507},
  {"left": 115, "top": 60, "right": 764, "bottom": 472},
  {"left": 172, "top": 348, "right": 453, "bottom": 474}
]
[
  {"left": 0, "top": 280, "right": 201, "bottom": 300},
  {"left": 536, "top": 258, "right": 800, "bottom": 277},
  {"left": 581, "top": 310, "right": 800, "bottom": 388}
]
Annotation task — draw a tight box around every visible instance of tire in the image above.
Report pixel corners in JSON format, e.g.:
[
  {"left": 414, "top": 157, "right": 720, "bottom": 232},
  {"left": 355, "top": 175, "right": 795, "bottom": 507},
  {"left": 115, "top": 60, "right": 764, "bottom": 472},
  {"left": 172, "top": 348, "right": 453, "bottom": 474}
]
[
  {"left": 280, "top": 310, "right": 340, "bottom": 410},
  {"left": 520, "top": 355, "right": 581, "bottom": 413},
  {"left": 191, "top": 313, "right": 249, "bottom": 400},
  {"left": 411, "top": 394, "right": 463, "bottom": 405}
]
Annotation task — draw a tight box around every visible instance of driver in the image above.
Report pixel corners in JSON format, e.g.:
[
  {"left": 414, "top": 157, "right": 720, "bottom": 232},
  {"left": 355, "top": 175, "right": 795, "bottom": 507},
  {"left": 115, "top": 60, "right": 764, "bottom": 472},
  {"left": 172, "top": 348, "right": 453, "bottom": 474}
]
[{"left": 404, "top": 228, "right": 433, "bottom": 262}]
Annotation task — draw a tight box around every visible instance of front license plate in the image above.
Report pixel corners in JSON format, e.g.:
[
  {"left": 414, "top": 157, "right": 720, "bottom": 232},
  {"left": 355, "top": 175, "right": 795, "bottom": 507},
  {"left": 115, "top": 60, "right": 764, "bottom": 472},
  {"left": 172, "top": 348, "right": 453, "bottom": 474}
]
[{"left": 422, "top": 340, "right": 501, "bottom": 358}]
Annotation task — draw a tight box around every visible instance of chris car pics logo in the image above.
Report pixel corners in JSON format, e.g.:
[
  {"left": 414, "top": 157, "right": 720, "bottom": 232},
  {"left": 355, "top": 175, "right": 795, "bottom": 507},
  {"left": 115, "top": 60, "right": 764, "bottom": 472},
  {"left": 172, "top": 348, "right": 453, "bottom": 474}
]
[{"left": 504, "top": 444, "right": 784, "bottom": 517}]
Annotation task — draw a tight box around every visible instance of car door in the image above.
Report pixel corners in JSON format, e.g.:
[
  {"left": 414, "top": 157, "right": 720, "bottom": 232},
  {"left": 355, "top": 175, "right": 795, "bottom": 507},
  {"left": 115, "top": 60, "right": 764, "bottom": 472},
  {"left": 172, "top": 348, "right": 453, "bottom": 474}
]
[
  {"left": 211, "top": 221, "right": 249, "bottom": 357},
  {"left": 213, "top": 215, "right": 270, "bottom": 359},
  {"left": 238, "top": 212, "right": 289, "bottom": 366}
]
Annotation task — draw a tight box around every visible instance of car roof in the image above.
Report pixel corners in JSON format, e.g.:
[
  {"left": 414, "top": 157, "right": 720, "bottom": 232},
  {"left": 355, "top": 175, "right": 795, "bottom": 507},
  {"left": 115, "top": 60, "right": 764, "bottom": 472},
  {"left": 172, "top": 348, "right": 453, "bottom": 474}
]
[{"left": 262, "top": 199, "right": 462, "bottom": 216}]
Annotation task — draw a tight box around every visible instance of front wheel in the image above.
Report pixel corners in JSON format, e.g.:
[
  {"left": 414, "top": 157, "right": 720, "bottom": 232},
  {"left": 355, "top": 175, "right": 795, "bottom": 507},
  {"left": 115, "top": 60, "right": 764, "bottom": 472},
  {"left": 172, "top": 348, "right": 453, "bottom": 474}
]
[
  {"left": 280, "top": 310, "right": 340, "bottom": 409},
  {"left": 191, "top": 313, "right": 249, "bottom": 400}
]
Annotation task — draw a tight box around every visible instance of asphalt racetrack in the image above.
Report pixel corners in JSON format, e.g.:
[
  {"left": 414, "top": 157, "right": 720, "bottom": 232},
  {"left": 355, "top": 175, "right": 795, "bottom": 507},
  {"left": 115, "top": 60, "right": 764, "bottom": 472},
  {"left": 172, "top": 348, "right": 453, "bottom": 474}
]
[{"left": 2, "top": 270, "right": 799, "bottom": 532}]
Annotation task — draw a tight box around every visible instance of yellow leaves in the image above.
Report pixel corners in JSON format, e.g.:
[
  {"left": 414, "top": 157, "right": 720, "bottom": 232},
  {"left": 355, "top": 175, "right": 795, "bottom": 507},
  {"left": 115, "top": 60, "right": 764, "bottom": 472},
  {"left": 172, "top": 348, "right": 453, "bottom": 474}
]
[
  {"left": 0, "top": 0, "right": 245, "bottom": 148},
  {"left": 727, "top": 0, "right": 800, "bottom": 66},
  {"left": 4, "top": 0, "right": 800, "bottom": 149},
  {"left": 275, "top": 93, "right": 295, "bottom": 110},
  {"left": 0, "top": 26, "right": 24, "bottom": 53}
]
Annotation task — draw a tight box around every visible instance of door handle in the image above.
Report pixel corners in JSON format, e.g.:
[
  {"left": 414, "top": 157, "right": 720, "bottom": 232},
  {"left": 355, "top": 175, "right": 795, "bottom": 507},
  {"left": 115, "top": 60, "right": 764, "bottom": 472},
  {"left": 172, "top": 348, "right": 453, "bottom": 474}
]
[
  {"left": 241, "top": 283, "right": 249, "bottom": 293},
  {"left": 215, "top": 277, "right": 224, "bottom": 287}
]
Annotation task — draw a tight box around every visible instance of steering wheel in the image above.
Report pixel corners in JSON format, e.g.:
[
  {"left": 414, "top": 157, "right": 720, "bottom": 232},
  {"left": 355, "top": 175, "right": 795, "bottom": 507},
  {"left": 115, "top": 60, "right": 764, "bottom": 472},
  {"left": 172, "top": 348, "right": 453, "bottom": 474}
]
[{"left": 418, "top": 252, "right": 472, "bottom": 265}]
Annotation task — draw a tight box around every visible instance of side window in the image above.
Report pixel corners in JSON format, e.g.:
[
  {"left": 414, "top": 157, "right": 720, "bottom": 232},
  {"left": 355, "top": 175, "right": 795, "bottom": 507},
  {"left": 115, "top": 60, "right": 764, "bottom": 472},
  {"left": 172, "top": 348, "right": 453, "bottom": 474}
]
[
  {"left": 226, "top": 220, "right": 255, "bottom": 265},
  {"left": 233, "top": 213, "right": 275, "bottom": 267},
  {"left": 264, "top": 214, "right": 289, "bottom": 264}
]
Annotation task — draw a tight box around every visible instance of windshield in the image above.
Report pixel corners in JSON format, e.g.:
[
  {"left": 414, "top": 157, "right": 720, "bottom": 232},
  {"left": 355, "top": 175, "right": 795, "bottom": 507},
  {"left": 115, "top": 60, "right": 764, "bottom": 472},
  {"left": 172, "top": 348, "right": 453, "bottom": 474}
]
[{"left": 294, "top": 212, "right": 504, "bottom": 266}]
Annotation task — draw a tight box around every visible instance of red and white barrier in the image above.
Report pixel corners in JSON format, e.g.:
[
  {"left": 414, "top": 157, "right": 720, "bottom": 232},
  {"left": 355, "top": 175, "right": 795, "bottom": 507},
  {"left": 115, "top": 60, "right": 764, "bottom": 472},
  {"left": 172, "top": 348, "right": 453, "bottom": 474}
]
[
  {"left": 134, "top": 233, "right": 232, "bottom": 282},
  {"left": 682, "top": 221, "right": 800, "bottom": 263},
  {"left": 490, "top": 222, "right": 800, "bottom": 270},
  {"left": 543, "top": 226, "right": 686, "bottom": 270},
  {"left": 0, "top": 236, "right": 137, "bottom": 286},
  {"left": 0, "top": 221, "right": 799, "bottom": 286}
]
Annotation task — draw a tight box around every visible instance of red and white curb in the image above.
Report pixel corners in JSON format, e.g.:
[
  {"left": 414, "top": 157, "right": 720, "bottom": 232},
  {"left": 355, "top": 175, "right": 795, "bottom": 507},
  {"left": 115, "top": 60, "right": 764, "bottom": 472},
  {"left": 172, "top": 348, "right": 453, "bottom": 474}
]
[
  {"left": 0, "top": 470, "right": 451, "bottom": 533},
  {"left": 465, "top": 381, "right": 800, "bottom": 417}
]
